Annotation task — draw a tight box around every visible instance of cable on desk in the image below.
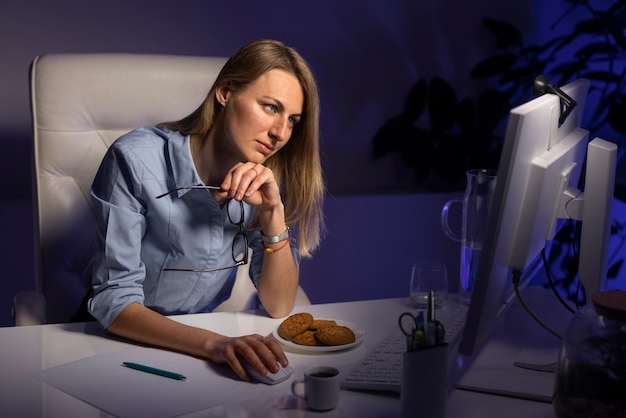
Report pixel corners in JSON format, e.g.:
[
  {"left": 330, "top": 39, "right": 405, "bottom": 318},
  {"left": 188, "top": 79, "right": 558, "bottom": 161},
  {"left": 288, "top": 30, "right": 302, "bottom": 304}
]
[
  {"left": 541, "top": 248, "right": 576, "bottom": 314},
  {"left": 512, "top": 269, "right": 563, "bottom": 341}
]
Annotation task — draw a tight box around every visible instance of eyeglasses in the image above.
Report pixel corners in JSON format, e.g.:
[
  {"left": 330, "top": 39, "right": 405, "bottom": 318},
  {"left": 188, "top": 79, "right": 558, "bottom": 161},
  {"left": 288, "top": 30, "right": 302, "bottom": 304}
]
[{"left": 156, "top": 185, "right": 249, "bottom": 273}]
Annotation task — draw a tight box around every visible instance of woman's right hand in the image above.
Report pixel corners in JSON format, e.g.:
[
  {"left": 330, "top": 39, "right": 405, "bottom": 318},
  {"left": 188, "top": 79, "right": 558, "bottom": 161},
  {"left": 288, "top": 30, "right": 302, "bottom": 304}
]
[
  {"left": 206, "top": 333, "right": 289, "bottom": 381},
  {"left": 107, "top": 303, "right": 289, "bottom": 382}
]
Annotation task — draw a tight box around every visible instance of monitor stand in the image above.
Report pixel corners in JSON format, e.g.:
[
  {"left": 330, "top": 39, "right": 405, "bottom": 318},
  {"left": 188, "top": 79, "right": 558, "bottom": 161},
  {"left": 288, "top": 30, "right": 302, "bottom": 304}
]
[
  {"left": 512, "top": 350, "right": 557, "bottom": 373},
  {"left": 455, "top": 285, "right": 572, "bottom": 402}
]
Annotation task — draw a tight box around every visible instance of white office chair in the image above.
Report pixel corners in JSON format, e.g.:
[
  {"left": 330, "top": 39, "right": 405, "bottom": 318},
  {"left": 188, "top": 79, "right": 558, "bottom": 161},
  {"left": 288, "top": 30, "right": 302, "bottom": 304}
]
[{"left": 13, "top": 53, "right": 309, "bottom": 325}]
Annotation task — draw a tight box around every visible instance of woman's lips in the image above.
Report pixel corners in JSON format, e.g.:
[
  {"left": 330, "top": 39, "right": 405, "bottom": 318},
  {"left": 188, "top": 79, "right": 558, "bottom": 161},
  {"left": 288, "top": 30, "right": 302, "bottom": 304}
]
[{"left": 256, "top": 140, "right": 273, "bottom": 156}]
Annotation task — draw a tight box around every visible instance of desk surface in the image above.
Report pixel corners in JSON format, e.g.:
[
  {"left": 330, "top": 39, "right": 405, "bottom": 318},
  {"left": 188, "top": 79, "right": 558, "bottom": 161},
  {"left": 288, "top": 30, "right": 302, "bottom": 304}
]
[{"left": 0, "top": 296, "right": 557, "bottom": 417}]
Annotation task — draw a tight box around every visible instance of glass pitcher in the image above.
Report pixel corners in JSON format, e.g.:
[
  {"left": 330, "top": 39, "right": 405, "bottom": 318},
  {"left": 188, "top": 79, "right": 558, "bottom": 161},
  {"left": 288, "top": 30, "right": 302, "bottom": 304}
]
[{"left": 440, "top": 169, "right": 497, "bottom": 302}]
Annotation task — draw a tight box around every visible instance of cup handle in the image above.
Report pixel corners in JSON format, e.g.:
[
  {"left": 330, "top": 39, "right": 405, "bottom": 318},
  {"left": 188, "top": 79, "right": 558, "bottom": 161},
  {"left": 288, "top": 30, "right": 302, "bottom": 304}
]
[
  {"left": 291, "top": 379, "right": 305, "bottom": 399},
  {"left": 441, "top": 200, "right": 462, "bottom": 242}
]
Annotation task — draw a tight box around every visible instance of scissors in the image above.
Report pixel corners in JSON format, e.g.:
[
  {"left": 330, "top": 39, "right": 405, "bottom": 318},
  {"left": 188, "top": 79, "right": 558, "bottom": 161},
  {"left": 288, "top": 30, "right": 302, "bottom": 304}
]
[{"left": 398, "top": 311, "right": 425, "bottom": 350}]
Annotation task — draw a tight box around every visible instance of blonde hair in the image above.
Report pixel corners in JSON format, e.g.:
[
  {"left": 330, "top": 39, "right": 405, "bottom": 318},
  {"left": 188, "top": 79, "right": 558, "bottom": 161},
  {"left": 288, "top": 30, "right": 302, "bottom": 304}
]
[{"left": 163, "top": 39, "right": 325, "bottom": 257}]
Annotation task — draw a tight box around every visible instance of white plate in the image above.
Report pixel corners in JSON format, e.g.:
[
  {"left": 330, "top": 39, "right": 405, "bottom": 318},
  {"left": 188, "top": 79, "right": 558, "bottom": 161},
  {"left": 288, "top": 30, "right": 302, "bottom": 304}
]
[{"left": 273, "top": 320, "right": 366, "bottom": 352}]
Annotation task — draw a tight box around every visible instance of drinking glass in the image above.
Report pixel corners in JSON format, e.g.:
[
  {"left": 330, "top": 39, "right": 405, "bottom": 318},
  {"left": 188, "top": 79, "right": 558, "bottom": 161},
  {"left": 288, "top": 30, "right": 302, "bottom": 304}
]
[{"left": 409, "top": 262, "right": 448, "bottom": 309}]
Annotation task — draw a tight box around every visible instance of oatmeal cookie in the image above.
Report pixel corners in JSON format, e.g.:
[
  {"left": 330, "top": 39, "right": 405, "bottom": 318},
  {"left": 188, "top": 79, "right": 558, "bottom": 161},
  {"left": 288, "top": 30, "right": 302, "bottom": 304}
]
[
  {"left": 292, "top": 330, "right": 320, "bottom": 346},
  {"left": 315, "top": 325, "right": 356, "bottom": 346},
  {"left": 309, "top": 319, "right": 337, "bottom": 330},
  {"left": 277, "top": 312, "right": 314, "bottom": 340}
]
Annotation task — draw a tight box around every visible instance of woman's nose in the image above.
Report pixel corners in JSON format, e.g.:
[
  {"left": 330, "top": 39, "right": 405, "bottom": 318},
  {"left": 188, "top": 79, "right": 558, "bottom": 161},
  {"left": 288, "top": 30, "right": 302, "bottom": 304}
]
[{"left": 269, "top": 117, "right": 290, "bottom": 142}]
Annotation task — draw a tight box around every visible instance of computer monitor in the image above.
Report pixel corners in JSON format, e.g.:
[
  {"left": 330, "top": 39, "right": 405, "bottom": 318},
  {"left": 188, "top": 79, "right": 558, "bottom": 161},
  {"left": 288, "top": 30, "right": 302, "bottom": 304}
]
[{"left": 458, "top": 78, "right": 618, "bottom": 357}]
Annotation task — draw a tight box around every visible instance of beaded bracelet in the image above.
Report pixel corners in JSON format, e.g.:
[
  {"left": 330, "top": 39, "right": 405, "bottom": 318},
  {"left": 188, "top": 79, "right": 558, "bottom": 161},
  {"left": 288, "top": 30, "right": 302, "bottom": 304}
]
[{"left": 263, "top": 239, "right": 290, "bottom": 253}]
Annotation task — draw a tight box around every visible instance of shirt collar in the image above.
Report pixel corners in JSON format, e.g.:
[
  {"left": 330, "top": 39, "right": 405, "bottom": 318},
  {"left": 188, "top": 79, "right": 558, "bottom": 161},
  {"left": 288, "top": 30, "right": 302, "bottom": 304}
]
[{"left": 166, "top": 127, "right": 203, "bottom": 198}]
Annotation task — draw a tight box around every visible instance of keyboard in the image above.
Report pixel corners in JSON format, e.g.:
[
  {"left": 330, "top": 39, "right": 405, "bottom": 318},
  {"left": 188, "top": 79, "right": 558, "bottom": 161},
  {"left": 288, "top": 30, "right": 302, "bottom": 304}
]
[{"left": 341, "top": 301, "right": 468, "bottom": 393}]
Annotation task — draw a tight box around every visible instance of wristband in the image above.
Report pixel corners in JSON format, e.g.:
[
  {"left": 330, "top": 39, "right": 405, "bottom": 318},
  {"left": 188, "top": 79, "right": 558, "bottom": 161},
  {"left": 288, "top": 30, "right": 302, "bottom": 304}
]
[
  {"left": 261, "top": 226, "right": 290, "bottom": 244},
  {"left": 263, "top": 239, "right": 290, "bottom": 253}
]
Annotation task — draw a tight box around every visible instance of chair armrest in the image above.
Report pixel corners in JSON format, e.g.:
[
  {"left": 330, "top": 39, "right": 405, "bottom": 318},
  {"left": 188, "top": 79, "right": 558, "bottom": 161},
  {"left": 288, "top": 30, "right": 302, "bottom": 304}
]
[{"left": 13, "top": 291, "right": 46, "bottom": 326}]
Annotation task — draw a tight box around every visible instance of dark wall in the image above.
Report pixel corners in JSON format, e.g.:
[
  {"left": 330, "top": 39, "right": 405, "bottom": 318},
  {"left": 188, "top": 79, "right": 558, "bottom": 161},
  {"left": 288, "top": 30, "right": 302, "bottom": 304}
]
[
  {"left": 0, "top": 1, "right": 534, "bottom": 197},
  {"left": 0, "top": 0, "right": 553, "bottom": 326}
]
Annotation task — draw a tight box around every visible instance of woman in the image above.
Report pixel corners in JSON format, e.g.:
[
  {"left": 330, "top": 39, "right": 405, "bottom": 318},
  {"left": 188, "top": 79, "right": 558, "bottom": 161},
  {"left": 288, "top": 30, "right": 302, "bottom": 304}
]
[{"left": 87, "top": 39, "right": 325, "bottom": 381}]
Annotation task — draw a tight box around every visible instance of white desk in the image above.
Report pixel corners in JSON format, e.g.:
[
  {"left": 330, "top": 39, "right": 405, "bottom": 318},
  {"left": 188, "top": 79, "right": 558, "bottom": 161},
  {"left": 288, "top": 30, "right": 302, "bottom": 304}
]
[{"left": 0, "top": 297, "right": 557, "bottom": 417}]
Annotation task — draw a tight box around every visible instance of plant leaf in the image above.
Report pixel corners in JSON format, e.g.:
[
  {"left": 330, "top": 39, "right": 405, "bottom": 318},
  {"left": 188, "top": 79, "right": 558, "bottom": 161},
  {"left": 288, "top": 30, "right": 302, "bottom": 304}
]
[
  {"left": 427, "top": 78, "right": 458, "bottom": 131},
  {"left": 581, "top": 71, "right": 623, "bottom": 83},
  {"left": 575, "top": 42, "right": 619, "bottom": 59},
  {"left": 457, "top": 98, "right": 476, "bottom": 131},
  {"left": 607, "top": 258, "right": 623, "bottom": 279},
  {"left": 403, "top": 79, "right": 427, "bottom": 120},
  {"left": 371, "top": 116, "right": 416, "bottom": 158},
  {"left": 607, "top": 96, "right": 626, "bottom": 133},
  {"left": 476, "top": 90, "right": 510, "bottom": 132}
]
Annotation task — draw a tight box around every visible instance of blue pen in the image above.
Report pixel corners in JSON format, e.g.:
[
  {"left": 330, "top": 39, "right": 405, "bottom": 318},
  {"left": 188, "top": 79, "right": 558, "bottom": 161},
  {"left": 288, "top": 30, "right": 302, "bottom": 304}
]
[
  {"left": 415, "top": 311, "right": 425, "bottom": 349},
  {"left": 415, "top": 311, "right": 425, "bottom": 331},
  {"left": 122, "top": 362, "right": 186, "bottom": 381}
]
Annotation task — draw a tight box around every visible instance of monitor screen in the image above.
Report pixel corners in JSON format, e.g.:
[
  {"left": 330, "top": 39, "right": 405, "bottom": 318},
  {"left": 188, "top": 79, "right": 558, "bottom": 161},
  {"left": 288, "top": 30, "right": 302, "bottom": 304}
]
[{"left": 458, "top": 78, "right": 618, "bottom": 357}]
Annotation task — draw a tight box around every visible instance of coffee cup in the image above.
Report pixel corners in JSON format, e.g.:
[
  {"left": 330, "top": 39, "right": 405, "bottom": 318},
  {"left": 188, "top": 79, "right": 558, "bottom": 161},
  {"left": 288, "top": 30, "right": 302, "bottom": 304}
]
[{"left": 291, "top": 366, "right": 340, "bottom": 411}]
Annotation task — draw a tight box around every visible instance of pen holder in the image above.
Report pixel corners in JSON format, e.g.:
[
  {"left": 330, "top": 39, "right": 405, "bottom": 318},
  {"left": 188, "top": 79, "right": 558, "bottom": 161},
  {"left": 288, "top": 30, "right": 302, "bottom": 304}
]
[{"left": 401, "top": 343, "right": 448, "bottom": 418}]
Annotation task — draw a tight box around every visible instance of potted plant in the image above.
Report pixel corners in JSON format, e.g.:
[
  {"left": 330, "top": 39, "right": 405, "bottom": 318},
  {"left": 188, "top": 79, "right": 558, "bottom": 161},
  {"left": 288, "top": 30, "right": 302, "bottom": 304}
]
[
  {"left": 373, "top": 1, "right": 625, "bottom": 191},
  {"left": 371, "top": 0, "right": 626, "bottom": 295}
]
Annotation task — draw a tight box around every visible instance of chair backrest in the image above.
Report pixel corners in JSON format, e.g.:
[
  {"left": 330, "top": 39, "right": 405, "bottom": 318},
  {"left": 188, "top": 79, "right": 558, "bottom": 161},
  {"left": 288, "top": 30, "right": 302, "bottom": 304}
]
[{"left": 30, "top": 53, "right": 228, "bottom": 323}]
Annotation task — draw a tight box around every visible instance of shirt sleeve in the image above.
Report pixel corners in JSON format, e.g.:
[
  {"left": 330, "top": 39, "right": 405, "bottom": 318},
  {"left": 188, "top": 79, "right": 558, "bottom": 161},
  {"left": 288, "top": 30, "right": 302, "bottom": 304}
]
[{"left": 88, "top": 143, "right": 148, "bottom": 329}]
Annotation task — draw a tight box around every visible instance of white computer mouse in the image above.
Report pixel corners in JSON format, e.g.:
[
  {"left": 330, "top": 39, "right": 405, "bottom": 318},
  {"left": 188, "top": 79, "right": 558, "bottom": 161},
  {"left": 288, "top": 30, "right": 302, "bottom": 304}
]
[{"left": 242, "top": 361, "right": 294, "bottom": 385}]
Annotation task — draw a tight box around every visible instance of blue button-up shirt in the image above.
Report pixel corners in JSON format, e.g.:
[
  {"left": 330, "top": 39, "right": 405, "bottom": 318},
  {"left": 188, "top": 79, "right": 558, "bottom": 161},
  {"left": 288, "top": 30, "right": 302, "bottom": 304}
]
[{"left": 88, "top": 126, "right": 298, "bottom": 328}]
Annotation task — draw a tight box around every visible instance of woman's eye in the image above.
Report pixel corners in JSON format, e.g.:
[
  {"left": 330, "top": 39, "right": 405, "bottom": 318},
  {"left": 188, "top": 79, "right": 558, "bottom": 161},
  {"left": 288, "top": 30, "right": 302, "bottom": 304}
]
[{"left": 265, "top": 104, "right": 277, "bottom": 113}]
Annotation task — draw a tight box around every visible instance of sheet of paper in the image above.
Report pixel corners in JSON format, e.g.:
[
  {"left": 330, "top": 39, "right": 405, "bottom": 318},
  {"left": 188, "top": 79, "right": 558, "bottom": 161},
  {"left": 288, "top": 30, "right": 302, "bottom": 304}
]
[{"left": 32, "top": 346, "right": 280, "bottom": 417}]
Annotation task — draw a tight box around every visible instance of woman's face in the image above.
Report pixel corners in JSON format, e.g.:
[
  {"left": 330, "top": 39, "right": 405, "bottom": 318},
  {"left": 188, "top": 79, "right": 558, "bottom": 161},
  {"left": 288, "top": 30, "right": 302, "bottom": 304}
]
[{"left": 217, "top": 69, "right": 304, "bottom": 164}]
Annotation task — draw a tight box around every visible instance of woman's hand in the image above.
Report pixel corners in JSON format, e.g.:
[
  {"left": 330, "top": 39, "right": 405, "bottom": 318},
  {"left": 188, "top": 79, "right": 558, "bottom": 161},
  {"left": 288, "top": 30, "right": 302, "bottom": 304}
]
[
  {"left": 206, "top": 333, "right": 289, "bottom": 381},
  {"left": 218, "top": 162, "right": 281, "bottom": 209},
  {"left": 216, "top": 161, "right": 297, "bottom": 318},
  {"left": 108, "top": 304, "right": 290, "bottom": 383}
]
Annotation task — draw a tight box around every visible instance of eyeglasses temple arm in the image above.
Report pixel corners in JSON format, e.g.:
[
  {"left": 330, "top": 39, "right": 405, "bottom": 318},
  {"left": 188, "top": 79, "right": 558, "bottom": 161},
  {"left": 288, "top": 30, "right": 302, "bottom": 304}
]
[{"left": 156, "top": 185, "right": 222, "bottom": 199}]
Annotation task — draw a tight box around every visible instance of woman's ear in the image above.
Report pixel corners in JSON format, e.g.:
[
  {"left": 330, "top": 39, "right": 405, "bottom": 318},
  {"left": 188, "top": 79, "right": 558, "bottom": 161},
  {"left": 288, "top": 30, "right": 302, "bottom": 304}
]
[{"left": 215, "top": 85, "right": 232, "bottom": 107}]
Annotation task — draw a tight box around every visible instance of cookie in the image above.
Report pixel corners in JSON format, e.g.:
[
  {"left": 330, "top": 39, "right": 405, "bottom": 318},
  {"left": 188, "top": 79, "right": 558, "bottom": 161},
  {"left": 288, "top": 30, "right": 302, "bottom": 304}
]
[
  {"left": 278, "top": 312, "right": 314, "bottom": 340},
  {"left": 309, "top": 319, "right": 337, "bottom": 330},
  {"left": 315, "top": 325, "right": 356, "bottom": 346},
  {"left": 292, "top": 330, "right": 320, "bottom": 346}
]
